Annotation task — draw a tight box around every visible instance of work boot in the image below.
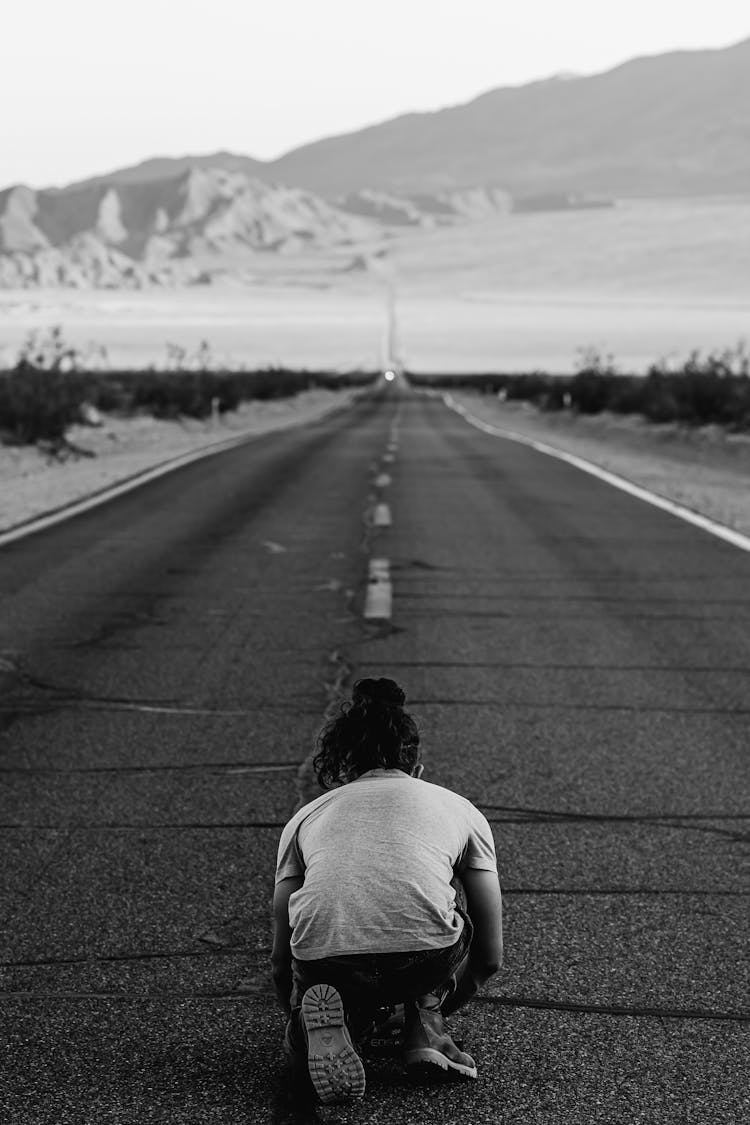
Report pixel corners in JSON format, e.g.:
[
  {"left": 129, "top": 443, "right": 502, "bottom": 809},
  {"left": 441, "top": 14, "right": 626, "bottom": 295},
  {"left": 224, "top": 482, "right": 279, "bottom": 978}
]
[
  {"left": 300, "top": 983, "right": 366, "bottom": 1104},
  {"left": 403, "top": 993, "right": 478, "bottom": 1079}
]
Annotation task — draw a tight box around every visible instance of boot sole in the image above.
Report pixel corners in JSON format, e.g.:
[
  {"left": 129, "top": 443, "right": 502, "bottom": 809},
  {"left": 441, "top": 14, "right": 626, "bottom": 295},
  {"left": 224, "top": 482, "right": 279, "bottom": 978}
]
[
  {"left": 404, "top": 1047, "right": 478, "bottom": 1079},
  {"left": 300, "top": 983, "right": 366, "bottom": 1104}
]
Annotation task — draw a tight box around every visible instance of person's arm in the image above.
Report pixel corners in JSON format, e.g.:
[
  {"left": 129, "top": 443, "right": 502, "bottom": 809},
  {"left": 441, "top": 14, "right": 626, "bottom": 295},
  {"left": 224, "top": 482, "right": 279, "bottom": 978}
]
[
  {"left": 464, "top": 866, "right": 503, "bottom": 974},
  {"left": 270, "top": 875, "right": 304, "bottom": 1014},
  {"left": 443, "top": 867, "right": 503, "bottom": 1015}
]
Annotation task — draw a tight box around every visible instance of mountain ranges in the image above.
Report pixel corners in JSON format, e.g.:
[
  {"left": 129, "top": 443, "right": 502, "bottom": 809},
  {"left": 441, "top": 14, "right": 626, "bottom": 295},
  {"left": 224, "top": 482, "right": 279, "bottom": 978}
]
[{"left": 1, "top": 36, "right": 748, "bottom": 289}]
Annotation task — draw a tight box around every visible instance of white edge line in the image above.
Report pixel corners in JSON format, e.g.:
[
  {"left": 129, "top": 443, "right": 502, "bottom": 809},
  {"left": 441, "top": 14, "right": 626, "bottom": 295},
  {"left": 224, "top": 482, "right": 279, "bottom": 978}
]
[
  {"left": 443, "top": 393, "right": 750, "bottom": 555},
  {"left": 0, "top": 434, "right": 254, "bottom": 547},
  {"left": 0, "top": 400, "right": 355, "bottom": 548}
]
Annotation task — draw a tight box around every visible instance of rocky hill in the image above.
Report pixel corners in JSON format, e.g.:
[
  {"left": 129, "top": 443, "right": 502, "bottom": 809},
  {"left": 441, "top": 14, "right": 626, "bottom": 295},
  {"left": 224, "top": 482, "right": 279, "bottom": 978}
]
[
  {"left": 0, "top": 169, "right": 385, "bottom": 288},
  {"left": 0, "top": 171, "right": 512, "bottom": 288},
  {"left": 2, "top": 36, "right": 748, "bottom": 288},
  {"left": 267, "top": 37, "right": 750, "bottom": 197},
  {"left": 336, "top": 186, "right": 513, "bottom": 224}
]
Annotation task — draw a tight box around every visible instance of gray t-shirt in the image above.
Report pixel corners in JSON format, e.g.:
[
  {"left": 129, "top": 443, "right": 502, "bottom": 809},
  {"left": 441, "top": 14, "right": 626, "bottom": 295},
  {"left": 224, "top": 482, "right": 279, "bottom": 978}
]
[{"left": 275, "top": 768, "right": 497, "bottom": 960}]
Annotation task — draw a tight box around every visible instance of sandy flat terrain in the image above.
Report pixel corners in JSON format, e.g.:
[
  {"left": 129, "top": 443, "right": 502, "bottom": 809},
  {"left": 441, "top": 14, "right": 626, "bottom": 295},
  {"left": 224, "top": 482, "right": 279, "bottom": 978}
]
[
  {"left": 449, "top": 390, "right": 750, "bottom": 538},
  {"left": 0, "top": 388, "right": 357, "bottom": 533},
  {"left": 2, "top": 284, "right": 748, "bottom": 375},
  {"left": 0, "top": 287, "right": 389, "bottom": 372},
  {"left": 2, "top": 198, "right": 749, "bottom": 374}
]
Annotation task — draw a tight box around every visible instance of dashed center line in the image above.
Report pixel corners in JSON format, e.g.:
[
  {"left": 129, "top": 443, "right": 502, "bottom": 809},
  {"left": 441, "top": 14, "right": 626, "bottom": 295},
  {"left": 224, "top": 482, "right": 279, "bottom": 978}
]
[
  {"left": 373, "top": 502, "right": 392, "bottom": 527},
  {"left": 361, "top": 429, "right": 398, "bottom": 620},
  {"left": 368, "top": 557, "right": 390, "bottom": 582},
  {"left": 364, "top": 557, "right": 392, "bottom": 620}
]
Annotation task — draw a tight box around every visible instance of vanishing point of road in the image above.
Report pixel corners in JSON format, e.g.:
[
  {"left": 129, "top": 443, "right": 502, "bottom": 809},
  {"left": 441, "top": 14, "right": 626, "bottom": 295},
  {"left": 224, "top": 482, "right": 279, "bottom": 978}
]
[{"left": 1, "top": 383, "right": 748, "bottom": 1124}]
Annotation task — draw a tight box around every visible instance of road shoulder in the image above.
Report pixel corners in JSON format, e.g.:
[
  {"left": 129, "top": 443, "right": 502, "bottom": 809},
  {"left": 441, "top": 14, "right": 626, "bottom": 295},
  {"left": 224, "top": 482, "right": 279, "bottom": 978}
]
[
  {"left": 447, "top": 390, "right": 750, "bottom": 539},
  {"left": 0, "top": 388, "right": 358, "bottom": 535}
]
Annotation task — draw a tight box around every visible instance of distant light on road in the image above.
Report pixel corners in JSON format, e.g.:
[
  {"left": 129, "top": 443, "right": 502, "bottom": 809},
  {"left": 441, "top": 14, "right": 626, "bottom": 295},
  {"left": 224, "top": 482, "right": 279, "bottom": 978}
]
[{"left": 384, "top": 370, "right": 396, "bottom": 381}]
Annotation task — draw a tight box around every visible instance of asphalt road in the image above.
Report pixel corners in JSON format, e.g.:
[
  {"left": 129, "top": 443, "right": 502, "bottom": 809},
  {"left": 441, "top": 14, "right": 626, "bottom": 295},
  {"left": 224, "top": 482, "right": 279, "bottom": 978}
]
[{"left": 1, "top": 384, "right": 748, "bottom": 1124}]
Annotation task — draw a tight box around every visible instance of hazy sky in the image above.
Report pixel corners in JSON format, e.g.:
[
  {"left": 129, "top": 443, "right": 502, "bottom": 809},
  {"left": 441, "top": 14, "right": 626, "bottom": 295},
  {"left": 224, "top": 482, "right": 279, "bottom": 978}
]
[{"left": 4, "top": 0, "right": 748, "bottom": 188}]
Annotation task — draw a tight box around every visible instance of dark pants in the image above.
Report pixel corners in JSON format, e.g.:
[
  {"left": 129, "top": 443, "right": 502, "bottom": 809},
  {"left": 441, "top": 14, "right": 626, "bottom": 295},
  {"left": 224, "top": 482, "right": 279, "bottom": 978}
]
[{"left": 287, "top": 877, "right": 473, "bottom": 1046}]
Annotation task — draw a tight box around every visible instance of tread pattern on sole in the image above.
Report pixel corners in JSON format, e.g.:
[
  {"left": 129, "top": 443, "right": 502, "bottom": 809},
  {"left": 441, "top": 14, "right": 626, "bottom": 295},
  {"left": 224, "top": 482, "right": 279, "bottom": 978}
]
[
  {"left": 404, "top": 1046, "right": 478, "bottom": 1080},
  {"left": 301, "top": 983, "right": 366, "bottom": 1104}
]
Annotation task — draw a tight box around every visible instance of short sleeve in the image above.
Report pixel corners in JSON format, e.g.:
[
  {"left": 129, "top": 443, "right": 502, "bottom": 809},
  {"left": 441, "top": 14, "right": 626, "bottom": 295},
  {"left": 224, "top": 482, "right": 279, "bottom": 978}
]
[
  {"left": 275, "top": 817, "right": 306, "bottom": 884},
  {"left": 458, "top": 806, "right": 497, "bottom": 873}
]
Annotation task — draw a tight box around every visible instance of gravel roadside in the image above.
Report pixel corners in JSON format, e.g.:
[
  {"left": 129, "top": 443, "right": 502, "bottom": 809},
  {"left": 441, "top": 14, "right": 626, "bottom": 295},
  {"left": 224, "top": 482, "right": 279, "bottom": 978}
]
[{"left": 448, "top": 390, "right": 750, "bottom": 539}]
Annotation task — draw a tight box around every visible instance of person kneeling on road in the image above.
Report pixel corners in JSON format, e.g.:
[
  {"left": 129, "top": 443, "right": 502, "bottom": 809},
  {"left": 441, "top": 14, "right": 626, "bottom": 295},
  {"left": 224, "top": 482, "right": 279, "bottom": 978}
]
[{"left": 271, "top": 677, "right": 503, "bottom": 1105}]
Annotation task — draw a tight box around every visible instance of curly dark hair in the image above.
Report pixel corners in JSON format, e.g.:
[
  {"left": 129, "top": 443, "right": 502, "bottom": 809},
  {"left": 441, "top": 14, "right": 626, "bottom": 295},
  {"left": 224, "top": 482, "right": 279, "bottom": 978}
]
[{"left": 312, "top": 677, "right": 420, "bottom": 789}]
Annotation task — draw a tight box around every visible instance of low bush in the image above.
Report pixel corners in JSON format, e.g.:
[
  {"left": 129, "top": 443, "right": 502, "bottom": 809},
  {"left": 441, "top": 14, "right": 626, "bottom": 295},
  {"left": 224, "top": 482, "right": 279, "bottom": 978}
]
[
  {"left": 0, "top": 360, "right": 87, "bottom": 444},
  {"left": 406, "top": 343, "right": 750, "bottom": 431},
  {"left": 6, "top": 324, "right": 750, "bottom": 448},
  {"left": 642, "top": 348, "right": 750, "bottom": 428},
  {"left": 89, "top": 367, "right": 375, "bottom": 420},
  {"left": 0, "top": 342, "right": 379, "bottom": 446}
]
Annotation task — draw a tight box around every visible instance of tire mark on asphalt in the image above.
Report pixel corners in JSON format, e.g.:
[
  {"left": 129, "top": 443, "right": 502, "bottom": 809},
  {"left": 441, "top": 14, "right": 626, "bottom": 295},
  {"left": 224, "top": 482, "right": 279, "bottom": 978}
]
[
  {"left": 0, "top": 702, "right": 319, "bottom": 716},
  {"left": 368, "top": 660, "right": 750, "bottom": 671},
  {"left": 393, "top": 572, "right": 750, "bottom": 583},
  {"left": 482, "top": 805, "right": 749, "bottom": 823},
  {"left": 395, "top": 592, "right": 750, "bottom": 604},
  {"left": 0, "top": 823, "right": 286, "bottom": 830},
  {"left": 0, "top": 988, "right": 746, "bottom": 1022},
  {"left": 481, "top": 807, "right": 748, "bottom": 842},
  {"left": 0, "top": 762, "right": 299, "bottom": 775},
  {"left": 3, "top": 818, "right": 746, "bottom": 842},
  {"left": 385, "top": 568, "right": 748, "bottom": 582},
  {"left": 501, "top": 887, "right": 750, "bottom": 896},
  {"left": 408, "top": 698, "right": 750, "bottom": 714},
  {"left": 397, "top": 610, "right": 750, "bottom": 620},
  {"left": 0, "top": 653, "right": 324, "bottom": 714},
  {"left": 0, "top": 947, "right": 261, "bottom": 968},
  {"left": 477, "top": 995, "right": 750, "bottom": 1022},
  {"left": 7, "top": 698, "right": 750, "bottom": 716}
]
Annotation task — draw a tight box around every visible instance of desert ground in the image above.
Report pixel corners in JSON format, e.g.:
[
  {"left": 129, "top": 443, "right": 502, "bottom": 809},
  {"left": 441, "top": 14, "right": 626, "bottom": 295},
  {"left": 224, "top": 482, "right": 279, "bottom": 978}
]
[{"left": 1, "top": 197, "right": 749, "bottom": 373}]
